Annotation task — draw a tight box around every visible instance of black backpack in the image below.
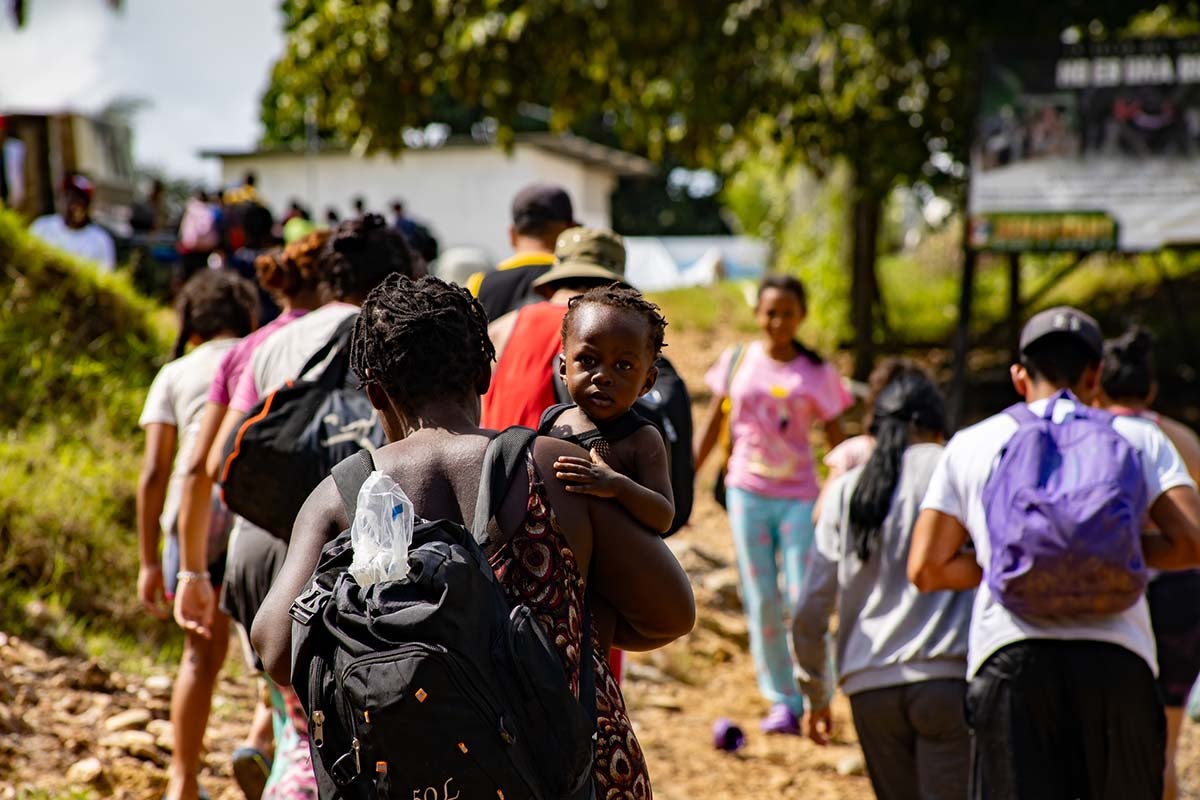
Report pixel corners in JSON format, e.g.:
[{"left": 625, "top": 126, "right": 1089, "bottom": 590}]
[
  {"left": 219, "top": 315, "right": 386, "bottom": 539},
  {"left": 289, "top": 428, "right": 596, "bottom": 800},
  {"left": 553, "top": 355, "right": 694, "bottom": 536}
]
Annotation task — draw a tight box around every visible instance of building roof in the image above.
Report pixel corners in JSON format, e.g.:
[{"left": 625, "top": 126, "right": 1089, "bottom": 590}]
[{"left": 199, "top": 132, "right": 656, "bottom": 177}]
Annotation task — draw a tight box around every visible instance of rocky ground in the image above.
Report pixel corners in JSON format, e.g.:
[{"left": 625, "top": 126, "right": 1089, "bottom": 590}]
[{"left": 4, "top": 324, "right": 1200, "bottom": 798}]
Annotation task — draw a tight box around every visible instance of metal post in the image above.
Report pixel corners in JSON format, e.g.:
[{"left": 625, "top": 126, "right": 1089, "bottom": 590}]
[
  {"left": 949, "top": 247, "right": 978, "bottom": 432},
  {"left": 1008, "top": 251, "right": 1022, "bottom": 365}
]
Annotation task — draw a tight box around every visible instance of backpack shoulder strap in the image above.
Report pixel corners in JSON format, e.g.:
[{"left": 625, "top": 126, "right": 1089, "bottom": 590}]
[
  {"left": 1004, "top": 402, "right": 1040, "bottom": 425},
  {"left": 725, "top": 343, "right": 747, "bottom": 394},
  {"left": 471, "top": 426, "right": 538, "bottom": 544},
  {"left": 298, "top": 312, "right": 359, "bottom": 387},
  {"left": 330, "top": 449, "right": 375, "bottom": 525}
]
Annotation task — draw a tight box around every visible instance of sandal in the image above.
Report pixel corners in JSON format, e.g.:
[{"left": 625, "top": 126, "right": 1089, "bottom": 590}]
[{"left": 231, "top": 746, "right": 272, "bottom": 800}]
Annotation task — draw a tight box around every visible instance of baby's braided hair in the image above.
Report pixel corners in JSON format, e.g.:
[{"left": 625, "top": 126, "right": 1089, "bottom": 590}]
[
  {"left": 350, "top": 274, "right": 495, "bottom": 413},
  {"left": 561, "top": 284, "right": 668, "bottom": 357}
]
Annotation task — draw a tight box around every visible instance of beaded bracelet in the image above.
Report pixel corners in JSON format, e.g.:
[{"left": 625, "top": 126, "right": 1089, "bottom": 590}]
[{"left": 176, "top": 570, "right": 211, "bottom": 583}]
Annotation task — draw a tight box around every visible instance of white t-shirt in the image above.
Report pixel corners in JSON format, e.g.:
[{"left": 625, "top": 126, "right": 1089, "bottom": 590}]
[
  {"left": 139, "top": 338, "right": 240, "bottom": 535},
  {"left": 29, "top": 214, "right": 116, "bottom": 272},
  {"left": 921, "top": 395, "right": 1196, "bottom": 677},
  {"left": 229, "top": 302, "right": 359, "bottom": 414}
]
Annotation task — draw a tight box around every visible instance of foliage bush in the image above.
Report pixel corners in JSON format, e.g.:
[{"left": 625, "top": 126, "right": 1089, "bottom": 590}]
[{"left": 0, "top": 210, "right": 171, "bottom": 646}]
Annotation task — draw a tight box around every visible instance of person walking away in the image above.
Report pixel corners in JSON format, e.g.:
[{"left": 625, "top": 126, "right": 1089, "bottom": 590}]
[
  {"left": 910, "top": 306, "right": 1200, "bottom": 800},
  {"left": 213, "top": 215, "right": 424, "bottom": 794},
  {"left": 468, "top": 182, "right": 579, "bottom": 320},
  {"left": 136, "top": 270, "right": 259, "bottom": 800},
  {"left": 480, "top": 228, "right": 630, "bottom": 431},
  {"left": 227, "top": 202, "right": 281, "bottom": 324},
  {"left": 794, "top": 370, "right": 971, "bottom": 799},
  {"left": 252, "top": 274, "right": 695, "bottom": 798},
  {"left": 177, "top": 189, "right": 221, "bottom": 287},
  {"left": 29, "top": 174, "right": 115, "bottom": 271},
  {"left": 694, "top": 274, "right": 852, "bottom": 734},
  {"left": 1096, "top": 325, "right": 1200, "bottom": 800},
  {"left": 173, "top": 232, "right": 329, "bottom": 799},
  {"left": 543, "top": 285, "right": 675, "bottom": 534}
]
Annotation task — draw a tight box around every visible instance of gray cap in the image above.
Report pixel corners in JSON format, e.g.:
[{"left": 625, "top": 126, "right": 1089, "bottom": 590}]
[
  {"left": 511, "top": 183, "right": 578, "bottom": 230},
  {"left": 1019, "top": 306, "right": 1103, "bottom": 360}
]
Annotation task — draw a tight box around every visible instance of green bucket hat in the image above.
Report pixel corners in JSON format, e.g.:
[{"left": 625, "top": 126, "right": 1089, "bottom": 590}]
[{"left": 532, "top": 227, "right": 630, "bottom": 290}]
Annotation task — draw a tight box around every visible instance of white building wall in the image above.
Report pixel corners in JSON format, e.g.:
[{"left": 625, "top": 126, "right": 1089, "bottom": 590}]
[{"left": 217, "top": 144, "right": 618, "bottom": 264}]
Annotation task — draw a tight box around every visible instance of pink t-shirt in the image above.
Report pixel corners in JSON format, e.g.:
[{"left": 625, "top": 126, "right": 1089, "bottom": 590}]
[
  {"left": 706, "top": 341, "right": 852, "bottom": 500},
  {"left": 207, "top": 310, "right": 307, "bottom": 407}
]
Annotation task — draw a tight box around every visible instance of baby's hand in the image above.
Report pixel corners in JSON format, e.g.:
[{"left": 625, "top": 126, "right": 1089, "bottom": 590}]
[{"left": 554, "top": 450, "right": 623, "bottom": 498}]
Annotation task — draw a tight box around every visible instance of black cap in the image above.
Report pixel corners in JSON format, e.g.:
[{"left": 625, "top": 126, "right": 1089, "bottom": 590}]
[
  {"left": 511, "top": 183, "right": 577, "bottom": 231},
  {"left": 1019, "top": 306, "right": 1104, "bottom": 360}
]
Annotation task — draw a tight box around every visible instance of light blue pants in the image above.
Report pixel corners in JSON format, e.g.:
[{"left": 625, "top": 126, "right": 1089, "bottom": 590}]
[{"left": 726, "top": 486, "right": 815, "bottom": 716}]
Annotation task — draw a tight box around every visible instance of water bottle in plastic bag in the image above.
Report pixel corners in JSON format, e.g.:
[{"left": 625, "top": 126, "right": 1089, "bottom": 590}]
[{"left": 347, "top": 471, "right": 415, "bottom": 588}]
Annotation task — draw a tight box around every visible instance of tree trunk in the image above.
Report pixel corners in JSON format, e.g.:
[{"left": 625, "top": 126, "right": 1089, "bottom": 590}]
[{"left": 850, "top": 188, "right": 882, "bottom": 381}]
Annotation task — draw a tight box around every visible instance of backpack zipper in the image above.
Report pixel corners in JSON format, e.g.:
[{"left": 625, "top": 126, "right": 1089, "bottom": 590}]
[
  {"left": 339, "top": 644, "right": 514, "bottom": 747},
  {"left": 312, "top": 710, "right": 325, "bottom": 748}
]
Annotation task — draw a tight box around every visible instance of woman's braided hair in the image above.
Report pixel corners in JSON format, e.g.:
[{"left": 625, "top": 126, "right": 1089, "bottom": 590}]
[
  {"left": 561, "top": 284, "right": 668, "bottom": 357},
  {"left": 350, "top": 274, "right": 495, "bottom": 413}
]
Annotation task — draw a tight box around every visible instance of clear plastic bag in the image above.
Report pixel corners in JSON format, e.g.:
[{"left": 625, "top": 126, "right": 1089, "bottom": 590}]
[{"left": 348, "top": 471, "right": 414, "bottom": 588}]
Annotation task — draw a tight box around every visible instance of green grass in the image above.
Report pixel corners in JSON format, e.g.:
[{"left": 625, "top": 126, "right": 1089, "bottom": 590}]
[
  {"left": 0, "top": 209, "right": 177, "bottom": 661},
  {"left": 646, "top": 280, "right": 759, "bottom": 336}
]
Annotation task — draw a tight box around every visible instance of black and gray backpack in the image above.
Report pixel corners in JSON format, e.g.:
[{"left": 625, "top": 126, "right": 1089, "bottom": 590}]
[{"left": 289, "top": 427, "right": 596, "bottom": 799}]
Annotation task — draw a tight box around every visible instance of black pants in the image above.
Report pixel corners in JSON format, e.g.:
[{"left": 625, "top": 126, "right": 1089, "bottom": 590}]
[
  {"left": 967, "top": 640, "right": 1164, "bottom": 800},
  {"left": 849, "top": 679, "right": 970, "bottom": 800}
]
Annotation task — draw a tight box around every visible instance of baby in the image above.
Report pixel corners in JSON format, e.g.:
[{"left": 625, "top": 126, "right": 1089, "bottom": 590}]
[{"left": 541, "top": 285, "right": 676, "bottom": 534}]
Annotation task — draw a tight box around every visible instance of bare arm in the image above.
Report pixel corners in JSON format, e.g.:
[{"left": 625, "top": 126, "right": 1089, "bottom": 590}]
[
  {"left": 137, "top": 423, "right": 177, "bottom": 619},
  {"left": 908, "top": 509, "right": 983, "bottom": 592},
  {"left": 616, "top": 429, "right": 676, "bottom": 534},
  {"left": 588, "top": 496, "right": 695, "bottom": 650},
  {"left": 822, "top": 418, "right": 846, "bottom": 449},
  {"left": 178, "top": 403, "right": 227, "bottom": 572},
  {"left": 253, "top": 476, "right": 345, "bottom": 685},
  {"left": 693, "top": 395, "right": 726, "bottom": 471},
  {"left": 554, "top": 428, "right": 675, "bottom": 534},
  {"left": 1144, "top": 485, "right": 1200, "bottom": 570},
  {"left": 207, "top": 407, "right": 244, "bottom": 480},
  {"left": 173, "top": 402, "right": 228, "bottom": 637}
]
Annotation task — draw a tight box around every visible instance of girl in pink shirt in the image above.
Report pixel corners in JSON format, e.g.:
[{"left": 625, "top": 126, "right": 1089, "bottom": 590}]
[{"left": 696, "top": 274, "right": 851, "bottom": 734}]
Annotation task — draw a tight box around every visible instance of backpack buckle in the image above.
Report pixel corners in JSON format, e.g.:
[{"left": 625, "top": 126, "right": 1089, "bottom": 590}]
[{"left": 289, "top": 585, "right": 331, "bottom": 626}]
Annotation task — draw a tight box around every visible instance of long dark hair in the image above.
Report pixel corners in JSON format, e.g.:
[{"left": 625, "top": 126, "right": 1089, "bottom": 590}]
[
  {"left": 848, "top": 370, "right": 945, "bottom": 561},
  {"left": 756, "top": 273, "right": 823, "bottom": 365}
]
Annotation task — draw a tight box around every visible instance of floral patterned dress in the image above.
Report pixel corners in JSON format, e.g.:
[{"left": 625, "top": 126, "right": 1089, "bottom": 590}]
[{"left": 489, "top": 459, "right": 652, "bottom": 800}]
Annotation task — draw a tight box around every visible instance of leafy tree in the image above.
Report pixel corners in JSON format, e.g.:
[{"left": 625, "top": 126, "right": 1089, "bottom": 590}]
[{"left": 263, "top": 0, "right": 1167, "bottom": 375}]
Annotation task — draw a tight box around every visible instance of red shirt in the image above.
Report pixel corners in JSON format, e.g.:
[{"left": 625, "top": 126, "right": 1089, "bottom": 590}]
[{"left": 481, "top": 302, "right": 568, "bottom": 430}]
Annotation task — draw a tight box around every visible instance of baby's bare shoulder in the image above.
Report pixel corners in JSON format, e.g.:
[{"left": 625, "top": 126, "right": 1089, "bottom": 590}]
[
  {"left": 551, "top": 405, "right": 595, "bottom": 435},
  {"left": 615, "top": 424, "right": 667, "bottom": 460}
]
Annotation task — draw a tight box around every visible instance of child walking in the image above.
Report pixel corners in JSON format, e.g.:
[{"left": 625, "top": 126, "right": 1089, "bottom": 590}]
[
  {"left": 695, "top": 274, "right": 852, "bottom": 734},
  {"left": 136, "top": 269, "right": 259, "bottom": 800},
  {"left": 543, "top": 284, "right": 676, "bottom": 535},
  {"left": 794, "top": 370, "right": 971, "bottom": 799}
]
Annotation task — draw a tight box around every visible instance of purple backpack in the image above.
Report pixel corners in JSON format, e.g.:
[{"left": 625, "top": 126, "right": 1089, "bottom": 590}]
[{"left": 982, "top": 390, "right": 1149, "bottom": 617}]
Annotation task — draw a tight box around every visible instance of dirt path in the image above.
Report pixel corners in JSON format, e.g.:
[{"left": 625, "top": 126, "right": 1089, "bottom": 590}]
[{"left": 5, "top": 323, "right": 1200, "bottom": 798}]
